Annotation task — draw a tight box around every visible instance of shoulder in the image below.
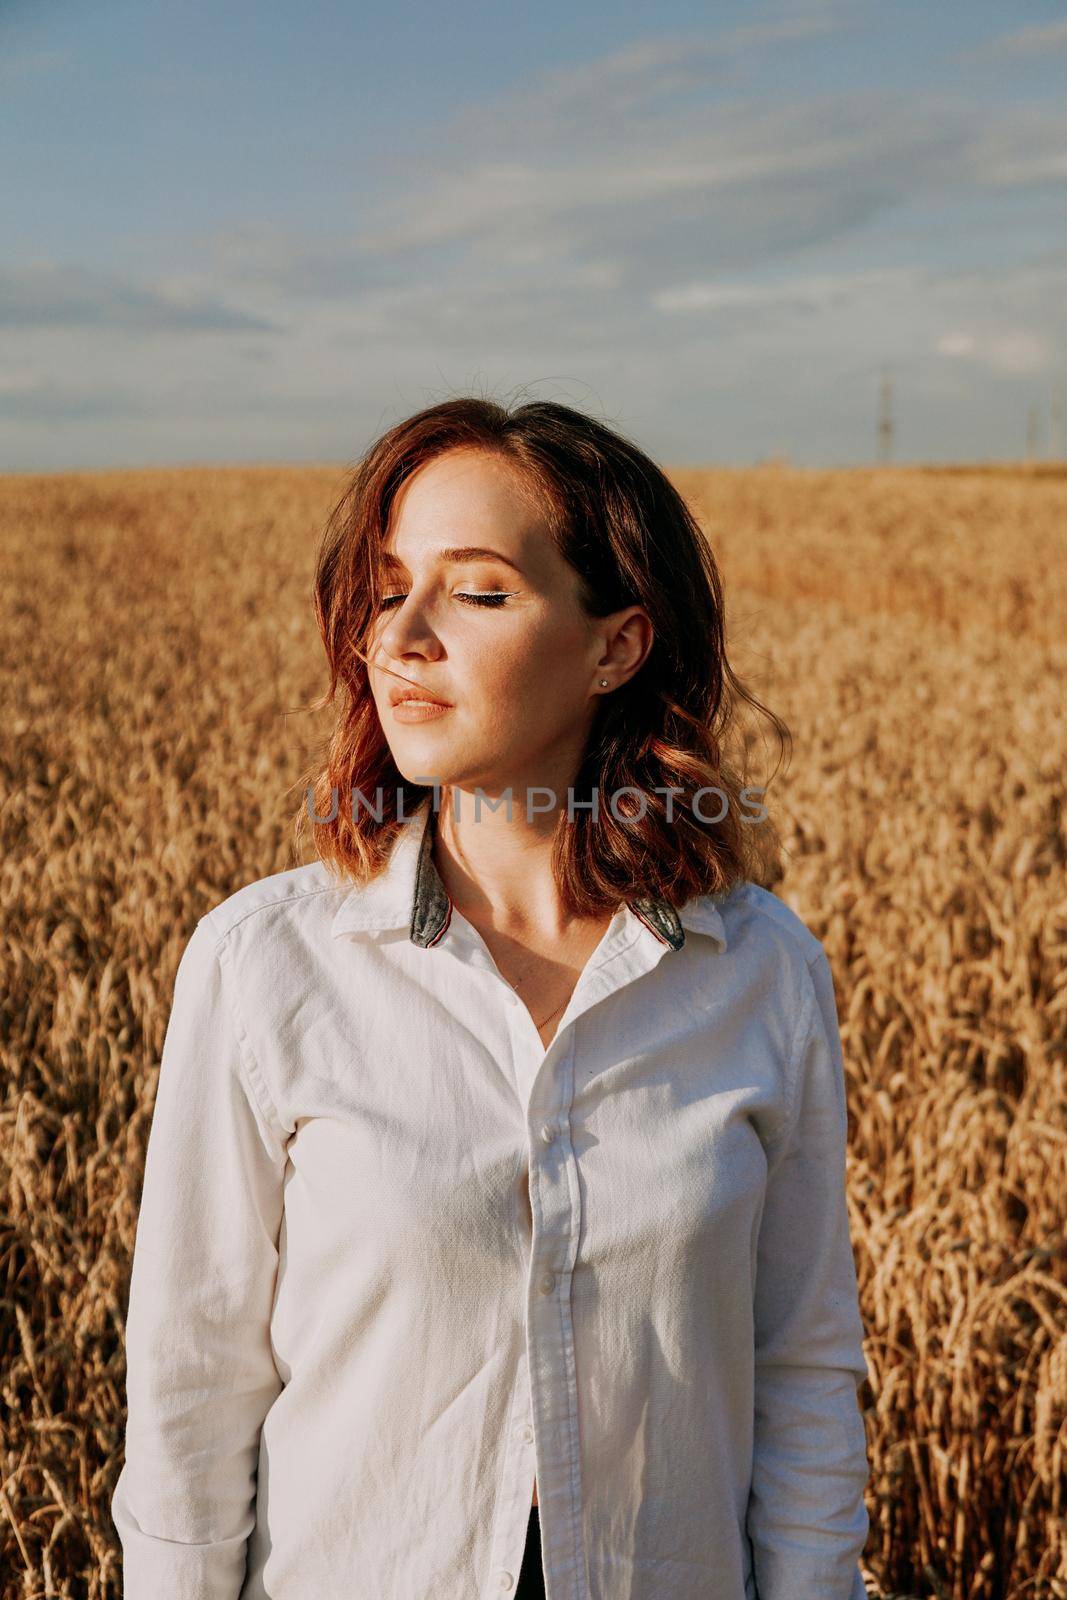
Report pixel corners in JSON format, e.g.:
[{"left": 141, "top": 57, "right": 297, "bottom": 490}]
[
  {"left": 195, "top": 859, "right": 348, "bottom": 951},
  {"left": 724, "top": 881, "right": 826, "bottom": 970},
  {"left": 715, "top": 882, "right": 831, "bottom": 1029}
]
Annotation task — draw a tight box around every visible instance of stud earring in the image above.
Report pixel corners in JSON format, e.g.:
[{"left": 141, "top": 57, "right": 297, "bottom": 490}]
[{"left": 599, "top": 679, "right": 609, "bottom": 687}]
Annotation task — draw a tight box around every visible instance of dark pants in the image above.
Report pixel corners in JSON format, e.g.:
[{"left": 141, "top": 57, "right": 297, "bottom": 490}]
[{"left": 515, "top": 1503, "right": 545, "bottom": 1597}]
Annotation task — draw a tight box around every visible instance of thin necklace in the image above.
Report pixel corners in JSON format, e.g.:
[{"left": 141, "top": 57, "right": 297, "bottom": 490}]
[
  {"left": 505, "top": 973, "right": 569, "bottom": 1031},
  {"left": 532, "top": 996, "right": 568, "bottom": 1029},
  {"left": 501, "top": 909, "right": 617, "bottom": 1030}
]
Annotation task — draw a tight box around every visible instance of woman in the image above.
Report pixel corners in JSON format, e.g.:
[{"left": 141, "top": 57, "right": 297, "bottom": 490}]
[{"left": 112, "top": 398, "right": 872, "bottom": 1600}]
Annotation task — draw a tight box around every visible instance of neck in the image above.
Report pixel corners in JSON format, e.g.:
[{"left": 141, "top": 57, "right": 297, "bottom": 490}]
[{"left": 429, "top": 785, "right": 598, "bottom": 939}]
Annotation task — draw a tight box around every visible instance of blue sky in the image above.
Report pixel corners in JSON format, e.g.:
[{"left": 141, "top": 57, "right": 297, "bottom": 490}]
[{"left": 3, "top": 0, "right": 1066, "bottom": 469}]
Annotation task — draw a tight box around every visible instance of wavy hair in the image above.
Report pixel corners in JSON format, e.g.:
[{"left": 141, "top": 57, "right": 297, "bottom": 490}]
[{"left": 292, "top": 395, "right": 790, "bottom": 909}]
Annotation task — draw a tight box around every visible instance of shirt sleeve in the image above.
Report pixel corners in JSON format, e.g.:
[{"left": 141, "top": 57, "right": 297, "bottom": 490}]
[
  {"left": 111, "top": 915, "right": 289, "bottom": 1600},
  {"left": 745, "top": 948, "right": 871, "bottom": 1600}
]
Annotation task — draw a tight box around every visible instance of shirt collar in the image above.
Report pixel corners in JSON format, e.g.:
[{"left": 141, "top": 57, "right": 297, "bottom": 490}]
[{"left": 330, "top": 798, "right": 728, "bottom": 953}]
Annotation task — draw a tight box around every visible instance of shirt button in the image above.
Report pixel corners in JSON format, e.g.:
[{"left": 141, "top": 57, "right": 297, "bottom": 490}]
[
  {"left": 539, "top": 1124, "right": 555, "bottom": 1144},
  {"left": 539, "top": 1271, "right": 556, "bottom": 1295},
  {"left": 497, "top": 1571, "right": 514, "bottom": 1591},
  {"left": 515, "top": 1422, "right": 534, "bottom": 1442}
]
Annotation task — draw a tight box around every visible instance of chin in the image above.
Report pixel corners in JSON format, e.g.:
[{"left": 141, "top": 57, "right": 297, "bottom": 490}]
[
  {"left": 392, "top": 743, "right": 512, "bottom": 797},
  {"left": 389, "top": 737, "right": 467, "bottom": 787}
]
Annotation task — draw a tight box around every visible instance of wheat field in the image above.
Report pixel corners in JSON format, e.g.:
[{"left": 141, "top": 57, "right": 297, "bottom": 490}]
[{"left": 0, "top": 461, "right": 1064, "bottom": 1599}]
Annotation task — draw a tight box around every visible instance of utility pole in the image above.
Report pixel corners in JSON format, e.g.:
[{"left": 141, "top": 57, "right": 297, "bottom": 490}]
[
  {"left": 1027, "top": 403, "right": 1041, "bottom": 462},
  {"left": 1051, "top": 379, "right": 1065, "bottom": 461},
  {"left": 877, "top": 365, "right": 893, "bottom": 464}
]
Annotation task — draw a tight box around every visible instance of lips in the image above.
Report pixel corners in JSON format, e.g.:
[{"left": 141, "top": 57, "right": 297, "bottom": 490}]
[{"left": 388, "top": 686, "right": 451, "bottom": 708}]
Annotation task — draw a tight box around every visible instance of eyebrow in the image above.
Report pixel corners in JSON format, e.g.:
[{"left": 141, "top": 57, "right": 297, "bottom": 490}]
[{"left": 380, "top": 545, "right": 525, "bottom": 577}]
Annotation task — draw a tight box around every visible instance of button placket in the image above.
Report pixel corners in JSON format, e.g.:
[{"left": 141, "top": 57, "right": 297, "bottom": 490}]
[
  {"left": 482, "top": 1350, "right": 539, "bottom": 1599},
  {"left": 523, "top": 1030, "right": 588, "bottom": 1596}
]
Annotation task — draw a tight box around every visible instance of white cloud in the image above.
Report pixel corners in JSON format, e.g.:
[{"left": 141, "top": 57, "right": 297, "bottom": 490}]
[
  {"left": 980, "top": 149, "right": 1067, "bottom": 187},
  {"left": 984, "top": 18, "right": 1067, "bottom": 56},
  {"left": 0, "top": 262, "right": 282, "bottom": 333},
  {"left": 193, "top": 41, "right": 1067, "bottom": 302},
  {"left": 936, "top": 328, "right": 1050, "bottom": 375},
  {"left": 442, "top": 8, "right": 860, "bottom": 140},
  {"left": 344, "top": 69, "right": 1067, "bottom": 272},
  {"left": 935, "top": 332, "right": 976, "bottom": 358},
  {"left": 652, "top": 267, "right": 922, "bottom": 315}
]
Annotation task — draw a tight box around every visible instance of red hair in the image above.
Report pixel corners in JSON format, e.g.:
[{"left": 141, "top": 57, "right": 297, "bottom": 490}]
[{"left": 292, "top": 396, "right": 789, "bottom": 911}]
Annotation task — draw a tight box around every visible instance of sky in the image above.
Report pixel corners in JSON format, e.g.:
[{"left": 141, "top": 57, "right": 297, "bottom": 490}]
[{"left": 2, "top": 0, "right": 1066, "bottom": 470}]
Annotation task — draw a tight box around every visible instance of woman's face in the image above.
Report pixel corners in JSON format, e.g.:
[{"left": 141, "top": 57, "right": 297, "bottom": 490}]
[{"left": 366, "top": 447, "right": 650, "bottom": 805}]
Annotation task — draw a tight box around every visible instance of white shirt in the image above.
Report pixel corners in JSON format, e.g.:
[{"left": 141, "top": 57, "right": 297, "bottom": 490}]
[{"left": 112, "top": 795, "right": 871, "bottom": 1600}]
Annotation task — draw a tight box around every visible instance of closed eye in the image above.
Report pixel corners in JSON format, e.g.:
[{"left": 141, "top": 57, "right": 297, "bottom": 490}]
[{"left": 378, "top": 592, "right": 517, "bottom": 609}]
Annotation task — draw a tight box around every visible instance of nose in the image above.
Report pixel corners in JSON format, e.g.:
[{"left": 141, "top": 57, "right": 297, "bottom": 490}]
[{"left": 372, "top": 593, "right": 444, "bottom": 667}]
